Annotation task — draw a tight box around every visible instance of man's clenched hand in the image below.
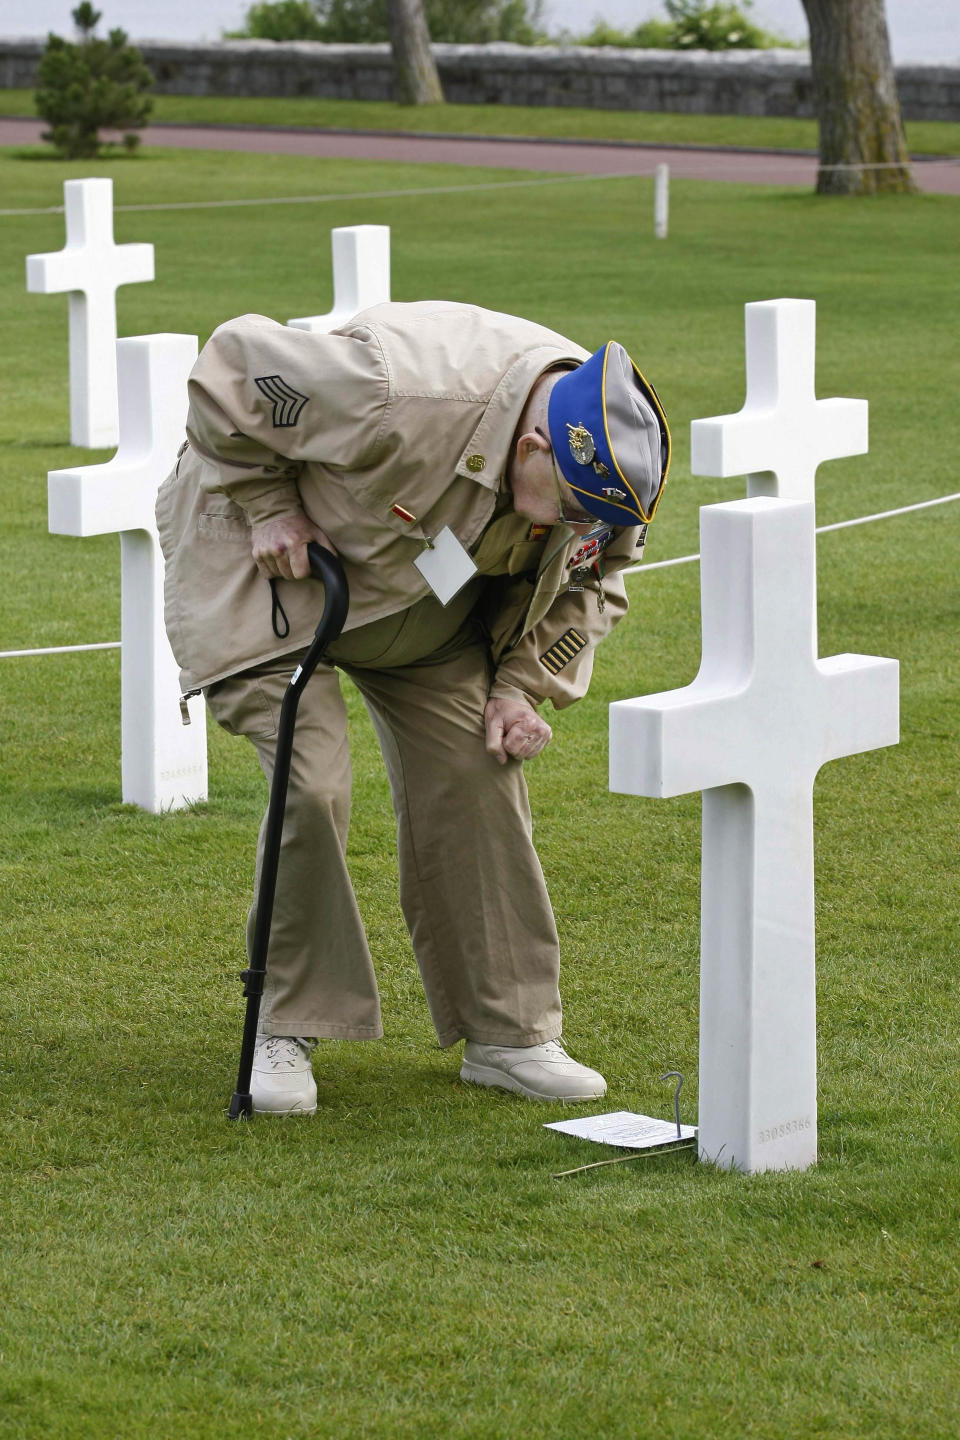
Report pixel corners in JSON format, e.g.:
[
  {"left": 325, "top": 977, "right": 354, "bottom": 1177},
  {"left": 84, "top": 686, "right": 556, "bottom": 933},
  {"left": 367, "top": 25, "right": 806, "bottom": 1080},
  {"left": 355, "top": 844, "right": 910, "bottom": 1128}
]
[
  {"left": 250, "top": 514, "right": 337, "bottom": 580},
  {"left": 484, "top": 697, "right": 552, "bottom": 765}
]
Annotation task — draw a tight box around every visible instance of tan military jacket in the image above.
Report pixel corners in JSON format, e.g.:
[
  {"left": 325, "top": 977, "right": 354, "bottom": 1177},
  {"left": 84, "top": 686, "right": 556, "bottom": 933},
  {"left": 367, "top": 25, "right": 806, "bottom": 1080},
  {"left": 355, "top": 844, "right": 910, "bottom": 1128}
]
[{"left": 156, "top": 301, "right": 647, "bottom": 707}]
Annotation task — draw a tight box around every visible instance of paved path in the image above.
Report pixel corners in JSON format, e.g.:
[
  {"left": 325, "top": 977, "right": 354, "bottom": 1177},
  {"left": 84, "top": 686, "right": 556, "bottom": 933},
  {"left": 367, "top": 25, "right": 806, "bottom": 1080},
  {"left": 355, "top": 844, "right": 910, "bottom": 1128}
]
[{"left": 3, "top": 116, "right": 958, "bottom": 193}]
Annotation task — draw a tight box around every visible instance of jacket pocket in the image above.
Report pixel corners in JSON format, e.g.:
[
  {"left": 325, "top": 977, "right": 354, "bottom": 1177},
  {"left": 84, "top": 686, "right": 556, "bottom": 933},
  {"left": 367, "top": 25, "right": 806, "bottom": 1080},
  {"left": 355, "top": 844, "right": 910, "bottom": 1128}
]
[
  {"left": 205, "top": 675, "right": 277, "bottom": 739},
  {"left": 198, "top": 505, "right": 251, "bottom": 542}
]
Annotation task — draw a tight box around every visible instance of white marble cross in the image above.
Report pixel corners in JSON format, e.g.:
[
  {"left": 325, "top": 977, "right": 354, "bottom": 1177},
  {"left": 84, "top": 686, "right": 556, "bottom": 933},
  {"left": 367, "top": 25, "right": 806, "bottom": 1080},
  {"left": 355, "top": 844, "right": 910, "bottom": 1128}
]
[
  {"left": 26, "top": 178, "right": 154, "bottom": 449},
  {"left": 48, "top": 334, "right": 207, "bottom": 813},
  {"left": 287, "top": 224, "right": 390, "bottom": 333},
  {"left": 690, "top": 299, "right": 868, "bottom": 504},
  {"left": 610, "top": 498, "right": 898, "bottom": 1173}
]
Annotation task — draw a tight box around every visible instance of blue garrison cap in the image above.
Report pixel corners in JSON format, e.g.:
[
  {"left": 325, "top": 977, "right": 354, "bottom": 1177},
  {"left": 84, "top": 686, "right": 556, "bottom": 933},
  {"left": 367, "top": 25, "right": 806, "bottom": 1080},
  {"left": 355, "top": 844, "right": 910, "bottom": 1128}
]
[{"left": 547, "top": 342, "right": 670, "bottom": 528}]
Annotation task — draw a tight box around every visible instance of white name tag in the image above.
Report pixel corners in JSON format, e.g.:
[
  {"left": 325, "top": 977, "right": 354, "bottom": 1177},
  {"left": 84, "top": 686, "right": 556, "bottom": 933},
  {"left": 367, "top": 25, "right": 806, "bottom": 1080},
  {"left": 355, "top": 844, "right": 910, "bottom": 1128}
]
[{"left": 413, "top": 526, "right": 479, "bottom": 606}]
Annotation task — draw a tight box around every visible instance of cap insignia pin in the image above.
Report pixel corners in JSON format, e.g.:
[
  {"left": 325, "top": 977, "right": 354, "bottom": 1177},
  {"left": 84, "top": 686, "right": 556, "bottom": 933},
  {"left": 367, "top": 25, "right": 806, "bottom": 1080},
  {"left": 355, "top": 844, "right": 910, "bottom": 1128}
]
[
  {"left": 601, "top": 486, "right": 627, "bottom": 500},
  {"left": 592, "top": 459, "right": 610, "bottom": 478},
  {"left": 566, "top": 422, "right": 595, "bottom": 466}
]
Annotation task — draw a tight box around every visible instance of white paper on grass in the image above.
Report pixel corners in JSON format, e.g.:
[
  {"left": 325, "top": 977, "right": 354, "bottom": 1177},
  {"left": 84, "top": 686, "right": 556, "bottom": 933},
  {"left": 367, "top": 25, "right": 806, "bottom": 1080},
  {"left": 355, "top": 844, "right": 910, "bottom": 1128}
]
[{"left": 545, "top": 1111, "right": 697, "bottom": 1150}]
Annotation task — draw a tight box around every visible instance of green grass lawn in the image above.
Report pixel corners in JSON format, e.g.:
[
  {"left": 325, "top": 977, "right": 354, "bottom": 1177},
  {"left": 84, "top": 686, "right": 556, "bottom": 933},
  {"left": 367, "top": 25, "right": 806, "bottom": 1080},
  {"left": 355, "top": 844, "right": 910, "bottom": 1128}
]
[
  {"left": 2, "top": 85, "right": 959, "bottom": 156},
  {"left": 1, "top": 143, "right": 958, "bottom": 1438}
]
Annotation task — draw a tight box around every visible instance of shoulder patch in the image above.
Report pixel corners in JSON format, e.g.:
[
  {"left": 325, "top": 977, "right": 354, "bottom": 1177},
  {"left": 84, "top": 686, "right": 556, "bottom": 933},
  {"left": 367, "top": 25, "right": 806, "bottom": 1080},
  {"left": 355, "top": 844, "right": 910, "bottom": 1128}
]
[
  {"left": 539, "top": 628, "right": 588, "bottom": 675},
  {"left": 254, "top": 374, "right": 309, "bottom": 428}
]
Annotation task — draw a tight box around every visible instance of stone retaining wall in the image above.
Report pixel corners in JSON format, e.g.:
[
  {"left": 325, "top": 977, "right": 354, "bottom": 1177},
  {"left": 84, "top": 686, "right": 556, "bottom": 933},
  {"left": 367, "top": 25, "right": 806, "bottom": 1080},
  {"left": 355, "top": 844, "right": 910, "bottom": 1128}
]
[{"left": 1, "top": 39, "right": 957, "bottom": 123}]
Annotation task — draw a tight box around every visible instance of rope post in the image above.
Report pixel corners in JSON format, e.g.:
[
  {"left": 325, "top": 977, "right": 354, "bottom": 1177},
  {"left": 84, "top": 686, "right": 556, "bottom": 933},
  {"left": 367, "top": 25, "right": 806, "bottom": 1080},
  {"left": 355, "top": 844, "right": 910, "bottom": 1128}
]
[{"left": 654, "top": 163, "right": 669, "bottom": 239}]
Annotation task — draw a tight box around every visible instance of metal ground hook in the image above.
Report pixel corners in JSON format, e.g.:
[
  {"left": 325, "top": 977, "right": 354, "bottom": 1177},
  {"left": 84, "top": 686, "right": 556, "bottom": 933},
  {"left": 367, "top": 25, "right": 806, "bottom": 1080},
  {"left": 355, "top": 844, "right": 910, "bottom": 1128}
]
[{"left": 660, "top": 1071, "right": 684, "bottom": 1137}]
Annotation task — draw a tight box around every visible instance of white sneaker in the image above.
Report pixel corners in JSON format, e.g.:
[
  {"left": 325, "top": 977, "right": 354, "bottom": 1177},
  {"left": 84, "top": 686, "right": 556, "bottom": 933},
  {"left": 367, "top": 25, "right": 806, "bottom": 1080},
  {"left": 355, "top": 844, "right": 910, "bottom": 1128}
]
[
  {"left": 251, "top": 1036, "right": 318, "bottom": 1115},
  {"left": 460, "top": 1039, "right": 607, "bottom": 1103}
]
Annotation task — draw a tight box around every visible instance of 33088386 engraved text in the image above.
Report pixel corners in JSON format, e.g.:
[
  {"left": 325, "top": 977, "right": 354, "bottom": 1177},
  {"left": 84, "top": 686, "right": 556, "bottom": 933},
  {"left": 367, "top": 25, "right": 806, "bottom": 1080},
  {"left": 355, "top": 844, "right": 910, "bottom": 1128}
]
[{"left": 757, "top": 1116, "right": 813, "bottom": 1146}]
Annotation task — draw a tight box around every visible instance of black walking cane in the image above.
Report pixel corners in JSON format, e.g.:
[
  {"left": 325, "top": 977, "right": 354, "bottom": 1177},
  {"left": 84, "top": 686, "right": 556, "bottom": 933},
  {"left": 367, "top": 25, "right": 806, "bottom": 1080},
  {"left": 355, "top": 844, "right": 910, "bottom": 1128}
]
[{"left": 228, "top": 542, "right": 349, "bottom": 1120}]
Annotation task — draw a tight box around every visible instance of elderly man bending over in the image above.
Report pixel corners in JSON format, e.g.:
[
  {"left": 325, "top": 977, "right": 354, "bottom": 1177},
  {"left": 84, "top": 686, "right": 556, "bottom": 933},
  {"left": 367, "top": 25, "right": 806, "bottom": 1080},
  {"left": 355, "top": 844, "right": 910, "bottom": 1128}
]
[{"left": 158, "top": 301, "right": 670, "bottom": 1115}]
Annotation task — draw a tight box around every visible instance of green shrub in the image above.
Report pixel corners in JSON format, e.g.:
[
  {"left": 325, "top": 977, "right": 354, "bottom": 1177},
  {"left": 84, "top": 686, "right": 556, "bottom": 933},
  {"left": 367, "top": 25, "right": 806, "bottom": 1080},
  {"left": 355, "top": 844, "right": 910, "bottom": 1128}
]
[
  {"left": 667, "top": 0, "right": 774, "bottom": 49},
  {"left": 35, "top": 2, "right": 153, "bottom": 158},
  {"left": 230, "top": 0, "right": 546, "bottom": 45},
  {"left": 578, "top": 1, "right": 785, "bottom": 51}
]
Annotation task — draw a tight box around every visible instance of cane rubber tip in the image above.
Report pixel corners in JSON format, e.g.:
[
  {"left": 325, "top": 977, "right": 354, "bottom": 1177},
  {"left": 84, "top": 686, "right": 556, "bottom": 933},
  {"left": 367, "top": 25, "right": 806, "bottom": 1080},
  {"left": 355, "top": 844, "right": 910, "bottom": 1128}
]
[{"left": 228, "top": 1091, "right": 254, "bottom": 1121}]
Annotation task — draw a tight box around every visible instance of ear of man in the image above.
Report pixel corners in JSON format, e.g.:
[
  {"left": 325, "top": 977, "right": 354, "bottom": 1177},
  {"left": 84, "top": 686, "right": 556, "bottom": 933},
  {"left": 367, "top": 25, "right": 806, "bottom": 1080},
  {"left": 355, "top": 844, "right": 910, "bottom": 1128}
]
[{"left": 510, "top": 369, "right": 563, "bottom": 476}]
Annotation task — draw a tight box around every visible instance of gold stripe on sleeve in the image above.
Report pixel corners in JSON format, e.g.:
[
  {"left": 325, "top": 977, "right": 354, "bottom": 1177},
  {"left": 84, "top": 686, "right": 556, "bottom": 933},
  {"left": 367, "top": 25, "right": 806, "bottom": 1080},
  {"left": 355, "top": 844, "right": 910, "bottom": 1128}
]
[{"left": 539, "top": 628, "right": 588, "bottom": 674}]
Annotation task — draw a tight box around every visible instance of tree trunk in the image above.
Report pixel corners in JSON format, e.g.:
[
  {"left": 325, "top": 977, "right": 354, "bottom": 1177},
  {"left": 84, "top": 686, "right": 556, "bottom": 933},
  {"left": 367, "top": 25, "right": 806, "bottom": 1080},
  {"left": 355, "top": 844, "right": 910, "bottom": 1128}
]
[
  {"left": 387, "top": 0, "right": 444, "bottom": 106},
  {"left": 800, "top": 0, "right": 915, "bottom": 194}
]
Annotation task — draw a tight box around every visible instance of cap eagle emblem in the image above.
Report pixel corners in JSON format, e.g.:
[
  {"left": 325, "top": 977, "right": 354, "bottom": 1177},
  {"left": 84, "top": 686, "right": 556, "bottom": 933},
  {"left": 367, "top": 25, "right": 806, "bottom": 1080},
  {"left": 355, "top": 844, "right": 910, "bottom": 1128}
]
[{"left": 566, "top": 421, "right": 595, "bottom": 466}]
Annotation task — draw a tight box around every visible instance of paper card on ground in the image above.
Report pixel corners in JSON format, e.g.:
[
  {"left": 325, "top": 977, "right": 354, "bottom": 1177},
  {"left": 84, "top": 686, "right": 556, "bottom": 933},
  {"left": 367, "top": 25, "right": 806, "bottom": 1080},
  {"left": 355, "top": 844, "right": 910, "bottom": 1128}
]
[
  {"left": 413, "top": 526, "right": 478, "bottom": 605},
  {"left": 545, "top": 1110, "right": 697, "bottom": 1149}
]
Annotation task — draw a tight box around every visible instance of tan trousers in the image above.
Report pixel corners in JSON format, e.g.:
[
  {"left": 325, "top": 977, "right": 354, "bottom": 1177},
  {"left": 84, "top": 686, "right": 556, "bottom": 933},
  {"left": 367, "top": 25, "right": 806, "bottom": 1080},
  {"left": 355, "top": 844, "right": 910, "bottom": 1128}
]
[{"left": 205, "top": 630, "right": 562, "bottom": 1048}]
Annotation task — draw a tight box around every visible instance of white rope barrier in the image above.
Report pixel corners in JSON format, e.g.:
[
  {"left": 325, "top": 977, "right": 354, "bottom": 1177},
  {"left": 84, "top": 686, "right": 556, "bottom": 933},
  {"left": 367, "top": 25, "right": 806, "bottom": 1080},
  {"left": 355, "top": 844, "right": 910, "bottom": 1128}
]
[
  {"left": 621, "top": 490, "right": 960, "bottom": 578},
  {"left": 2, "top": 491, "right": 957, "bottom": 658},
  {"left": 0, "top": 170, "right": 641, "bottom": 220},
  {"left": 1, "top": 154, "right": 949, "bottom": 222},
  {"left": 0, "top": 640, "right": 121, "bottom": 658},
  {"left": 1, "top": 161, "right": 937, "bottom": 219},
  {"left": 816, "top": 490, "right": 960, "bottom": 532},
  {"left": 1, "top": 147, "right": 948, "bottom": 222}
]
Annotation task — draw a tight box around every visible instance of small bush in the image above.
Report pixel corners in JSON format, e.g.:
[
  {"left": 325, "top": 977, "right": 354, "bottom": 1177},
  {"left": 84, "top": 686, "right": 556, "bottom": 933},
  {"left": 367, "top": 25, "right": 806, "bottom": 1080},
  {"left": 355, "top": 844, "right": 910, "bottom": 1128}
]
[
  {"left": 579, "top": 2, "right": 785, "bottom": 51},
  {"left": 667, "top": 0, "right": 774, "bottom": 49},
  {"left": 35, "top": 2, "right": 153, "bottom": 159}
]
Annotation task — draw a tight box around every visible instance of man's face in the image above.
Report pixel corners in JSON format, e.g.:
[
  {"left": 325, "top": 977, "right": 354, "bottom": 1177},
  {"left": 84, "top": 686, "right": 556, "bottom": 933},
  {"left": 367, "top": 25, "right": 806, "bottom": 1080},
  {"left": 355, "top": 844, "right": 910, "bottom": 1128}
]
[{"left": 511, "top": 428, "right": 597, "bottom": 534}]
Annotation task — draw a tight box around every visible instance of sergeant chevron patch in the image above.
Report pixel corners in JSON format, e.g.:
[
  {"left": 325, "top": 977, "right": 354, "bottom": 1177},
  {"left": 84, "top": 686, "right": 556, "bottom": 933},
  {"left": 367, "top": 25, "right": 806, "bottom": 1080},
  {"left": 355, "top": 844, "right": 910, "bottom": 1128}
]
[
  {"left": 254, "top": 374, "right": 309, "bottom": 428},
  {"left": 539, "top": 628, "right": 587, "bottom": 674}
]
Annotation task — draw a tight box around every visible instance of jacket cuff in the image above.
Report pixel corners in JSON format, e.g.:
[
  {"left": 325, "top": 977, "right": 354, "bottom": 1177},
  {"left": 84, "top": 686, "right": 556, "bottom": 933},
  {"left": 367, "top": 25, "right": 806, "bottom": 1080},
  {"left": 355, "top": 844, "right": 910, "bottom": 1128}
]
[
  {"left": 487, "top": 677, "right": 544, "bottom": 712},
  {"left": 234, "top": 481, "right": 306, "bottom": 526}
]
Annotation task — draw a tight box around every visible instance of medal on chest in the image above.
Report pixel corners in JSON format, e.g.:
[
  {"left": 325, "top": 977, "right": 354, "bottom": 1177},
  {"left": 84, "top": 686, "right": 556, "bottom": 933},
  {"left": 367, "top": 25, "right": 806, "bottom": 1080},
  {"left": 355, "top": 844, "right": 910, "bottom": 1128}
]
[{"left": 567, "top": 528, "right": 613, "bottom": 571}]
